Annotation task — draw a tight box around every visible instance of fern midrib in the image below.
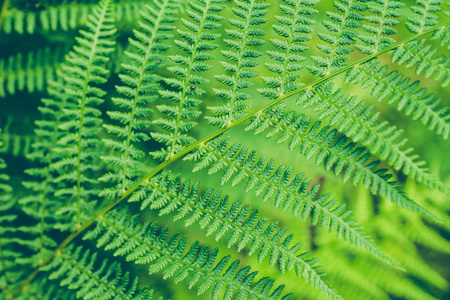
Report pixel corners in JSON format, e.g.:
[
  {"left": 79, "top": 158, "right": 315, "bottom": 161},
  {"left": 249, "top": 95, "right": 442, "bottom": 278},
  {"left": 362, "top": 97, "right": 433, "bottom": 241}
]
[
  {"left": 16, "top": 21, "right": 450, "bottom": 294},
  {"left": 57, "top": 252, "right": 128, "bottom": 300},
  {"left": 121, "top": 0, "right": 170, "bottom": 193},
  {"left": 201, "top": 141, "right": 388, "bottom": 262},
  {"left": 357, "top": 62, "right": 449, "bottom": 132},
  {"left": 75, "top": 1, "right": 110, "bottom": 226},
  {"left": 99, "top": 216, "right": 275, "bottom": 300},
  {"left": 146, "top": 180, "right": 330, "bottom": 289},
  {"left": 227, "top": 0, "right": 256, "bottom": 124},
  {"left": 168, "top": 0, "right": 211, "bottom": 158}
]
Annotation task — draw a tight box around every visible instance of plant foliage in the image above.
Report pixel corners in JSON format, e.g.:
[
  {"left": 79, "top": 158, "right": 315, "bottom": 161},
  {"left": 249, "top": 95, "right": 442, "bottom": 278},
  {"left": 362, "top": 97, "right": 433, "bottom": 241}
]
[{"left": 0, "top": 0, "right": 449, "bottom": 299}]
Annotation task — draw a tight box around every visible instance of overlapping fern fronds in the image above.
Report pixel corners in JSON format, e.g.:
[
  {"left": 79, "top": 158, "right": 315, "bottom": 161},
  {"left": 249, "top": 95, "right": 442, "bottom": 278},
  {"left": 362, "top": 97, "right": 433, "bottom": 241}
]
[
  {"left": 127, "top": 172, "right": 340, "bottom": 297},
  {"left": 1, "top": 0, "right": 449, "bottom": 299}
]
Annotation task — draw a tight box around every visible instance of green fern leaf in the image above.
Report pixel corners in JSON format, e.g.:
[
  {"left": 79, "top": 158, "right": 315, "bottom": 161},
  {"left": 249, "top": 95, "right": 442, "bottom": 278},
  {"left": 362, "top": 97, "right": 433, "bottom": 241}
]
[
  {"left": 243, "top": 104, "right": 436, "bottom": 220},
  {"left": 85, "top": 208, "right": 300, "bottom": 300},
  {"left": 100, "top": 0, "right": 177, "bottom": 199},
  {"left": 346, "top": 60, "right": 450, "bottom": 138},
  {"left": 391, "top": 39, "right": 450, "bottom": 87},
  {"left": 186, "top": 136, "right": 396, "bottom": 265},
  {"left": 1, "top": 0, "right": 153, "bottom": 34},
  {"left": 308, "top": 0, "right": 368, "bottom": 77},
  {"left": 126, "top": 172, "right": 340, "bottom": 297},
  {"left": 356, "top": 0, "right": 403, "bottom": 54},
  {"left": 151, "top": 0, "right": 225, "bottom": 160},
  {"left": 296, "top": 82, "right": 450, "bottom": 198},
  {"left": 207, "top": 0, "right": 269, "bottom": 127},
  {"left": 257, "top": 0, "right": 316, "bottom": 100},
  {"left": 46, "top": 246, "right": 156, "bottom": 300},
  {"left": 50, "top": 0, "right": 117, "bottom": 228},
  {"left": 406, "top": 0, "right": 443, "bottom": 34}
]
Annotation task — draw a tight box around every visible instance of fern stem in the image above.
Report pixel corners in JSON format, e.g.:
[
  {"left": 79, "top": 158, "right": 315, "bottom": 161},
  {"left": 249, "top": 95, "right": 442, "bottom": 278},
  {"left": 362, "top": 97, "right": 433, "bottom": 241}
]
[{"left": 15, "top": 20, "right": 450, "bottom": 295}]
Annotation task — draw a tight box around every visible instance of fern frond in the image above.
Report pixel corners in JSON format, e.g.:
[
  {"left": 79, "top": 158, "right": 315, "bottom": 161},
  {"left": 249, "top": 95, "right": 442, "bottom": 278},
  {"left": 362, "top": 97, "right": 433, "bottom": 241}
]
[
  {"left": 101, "top": 0, "right": 177, "bottom": 200},
  {"left": 50, "top": 0, "right": 116, "bottom": 227},
  {"left": 151, "top": 0, "right": 225, "bottom": 160},
  {"left": 126, "top": 172, "right": 339, "bottom": 298},
  {"left": 430, "top": 23, "right": 450, "bottom": 48},
  {"left": 186, "top": 136, "right": 395, "bottom": 265},
  {"left": 406, "top": 0, "right": 443, "bottom": 34},
  {"left": 0, "top": 47, "right": 66, "bottom": 98},
  {"left": 243, "top": 104, "right": 436, "bottom": 220},
  {"left": 257, "top": 0, "right": 316, "bottom": 101},
  {"left": 345, "top": 60, "right": 450, "bottom": 139},
  {"left": 391, "top": 39, "right": 450, "bottom": 87},
  {"left": 85, "top": 208, "right": 297, "bottom": 300},
  {"left": 296, "top": 82, "right": 450, "bottom": 197},
  {"left": 207, "top": 0, "right": 269, "bottom": 127},
  {"left": 308, "top": 0, "right": 368, "bottom": 76},
  {"left": 19, "top": 78, "right": 74, "bottom": 263},
  {"left": 46, "top": 246, "right": 156, "bottom": 300},
  {"left": 356, "top": 0, "right": 403, "bottom": 54}
]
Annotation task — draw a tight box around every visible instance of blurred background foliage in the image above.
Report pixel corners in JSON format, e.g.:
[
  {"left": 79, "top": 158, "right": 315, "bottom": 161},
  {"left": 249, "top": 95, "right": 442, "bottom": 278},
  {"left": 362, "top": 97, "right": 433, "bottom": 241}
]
[{"left": 0, "top": 0, "right": 449, "bottom": 299}]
